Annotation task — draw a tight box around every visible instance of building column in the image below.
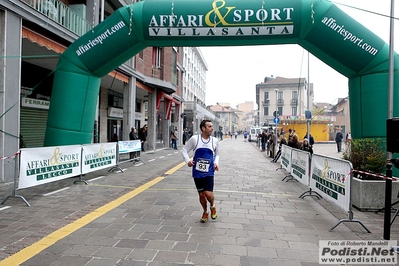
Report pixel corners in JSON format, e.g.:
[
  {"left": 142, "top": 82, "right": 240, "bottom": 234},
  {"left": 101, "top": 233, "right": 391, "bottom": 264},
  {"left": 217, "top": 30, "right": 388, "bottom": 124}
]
[
  {"left": 147, "top": 91, "right": 156, "bottom": 151},
  {"left": 0, "top": 10, "right": 21, "bottom": 182},
  {"left": 162, "top": 101, "right": 170, "bottom": 148},
  {"left": 123, "top": 77, "right": 136, "bottom": 141}
]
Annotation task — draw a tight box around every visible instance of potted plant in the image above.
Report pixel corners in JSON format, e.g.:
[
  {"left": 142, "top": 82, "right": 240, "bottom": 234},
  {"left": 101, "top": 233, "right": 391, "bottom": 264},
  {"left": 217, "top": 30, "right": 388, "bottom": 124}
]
[
  {"left": 343, "top": 138, "right": 399, "bottom": 211},
  {"left": 343, "top": 138, "right": 386, "bottom": 179}
]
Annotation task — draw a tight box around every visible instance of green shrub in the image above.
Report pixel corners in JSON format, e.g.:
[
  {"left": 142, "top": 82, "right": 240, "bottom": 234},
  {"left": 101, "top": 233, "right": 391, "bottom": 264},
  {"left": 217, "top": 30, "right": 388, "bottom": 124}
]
[{"left": 343, "top": 138, "right": 386, "bottom": 179}]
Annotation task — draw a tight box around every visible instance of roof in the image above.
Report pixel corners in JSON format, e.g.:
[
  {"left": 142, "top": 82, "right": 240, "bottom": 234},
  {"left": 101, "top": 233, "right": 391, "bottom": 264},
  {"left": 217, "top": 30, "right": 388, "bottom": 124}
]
[{"left": 256, "top": 76, "right": 306, "bottom": 86}]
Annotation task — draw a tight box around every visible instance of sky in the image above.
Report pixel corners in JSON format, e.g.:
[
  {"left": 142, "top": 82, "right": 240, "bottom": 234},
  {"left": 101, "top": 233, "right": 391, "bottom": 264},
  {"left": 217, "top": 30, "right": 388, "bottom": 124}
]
[{"left": 200, "top": 0, "right": 399, "bottom": 108}]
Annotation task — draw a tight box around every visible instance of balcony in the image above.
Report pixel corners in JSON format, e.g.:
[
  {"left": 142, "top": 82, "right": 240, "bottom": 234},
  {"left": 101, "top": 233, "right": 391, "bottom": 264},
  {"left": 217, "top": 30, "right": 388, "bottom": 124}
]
[
  {"left": 262, "top": 99, "right": 270, "bottom": 106},
  {"left": 277, "top": 99, "right": 284, "bottom": 106},
  {"left": 291, "top": 98, "right": 298, "bottom": 105},
  {"left": 22, "top": 0, "right": 92, "bottom": 36}
]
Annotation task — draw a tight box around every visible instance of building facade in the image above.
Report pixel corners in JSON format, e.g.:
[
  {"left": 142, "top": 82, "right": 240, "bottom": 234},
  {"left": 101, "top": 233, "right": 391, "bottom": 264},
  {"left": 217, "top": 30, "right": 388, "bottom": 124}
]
[
  {"left": 256, "top": 76, "right": 313, "bottom": 127},
  {"left": 208, "top": 103, "right": 239, "bottom": 135},
  {"left": 0, "top": 0, "right": 183, "bottom": 182},
  {"left": 182, "top": 47, "right": 220, "bottom": 135}
]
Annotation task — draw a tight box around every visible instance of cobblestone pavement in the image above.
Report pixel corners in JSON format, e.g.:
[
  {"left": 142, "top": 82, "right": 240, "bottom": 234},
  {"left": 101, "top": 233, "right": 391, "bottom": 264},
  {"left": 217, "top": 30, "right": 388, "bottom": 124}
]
[{"left": 0, "top": 139, "right": 397, "bottom": 265}]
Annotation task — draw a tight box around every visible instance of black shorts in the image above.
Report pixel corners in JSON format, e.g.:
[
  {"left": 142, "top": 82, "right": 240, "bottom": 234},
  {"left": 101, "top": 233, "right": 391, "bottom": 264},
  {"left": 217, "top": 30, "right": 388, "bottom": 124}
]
[{"left": 193, "top": 176, "right": 214, "bottom": 193}]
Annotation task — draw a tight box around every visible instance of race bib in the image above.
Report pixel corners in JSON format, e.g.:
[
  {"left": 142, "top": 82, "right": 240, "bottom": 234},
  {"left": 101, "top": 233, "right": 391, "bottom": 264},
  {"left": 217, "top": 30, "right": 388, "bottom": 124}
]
[{"left": 195, "top": 158, "right": 210, "bottom": 172}]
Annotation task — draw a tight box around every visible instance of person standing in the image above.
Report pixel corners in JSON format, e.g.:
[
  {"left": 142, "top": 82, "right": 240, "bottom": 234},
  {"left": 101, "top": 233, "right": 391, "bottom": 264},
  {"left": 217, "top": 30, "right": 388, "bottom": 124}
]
[
  {"left": 170, "top": 127, "right": 178, "bottom": 150},
  {"left": 335, "top": 130, "right": 343, "bottom": 152},
  {"left": 139, "top": 125, "right": 147, "bottom": 152},
  {"left": 129, "top": 127, "right": 139, "bottom": 160},
  {"left": 271, "top": 135, "right": 287, "bottom": 163},
  {"left": 269, "top": 131, "right": 277, "bottom": 158},
  {"left": 183, "top": 128, "right": 189, "bottom": 145},
  {"left": 181, "top": 119, "right": 220, "bottom": 223},
  {"left": 300, "top": 138, "right": 314, "bottom": 155},
  {"left": 288, "top": 130, "right": 300, "bottom": 149},
  {"left": 260, "top": 130, "right": 267, "bottom": 152},
  {"left": 346, "top": 132, "right": 352, "bottom": 145},
  {"left": 243, "top": 130, "right": 248, "bottom": 142}
]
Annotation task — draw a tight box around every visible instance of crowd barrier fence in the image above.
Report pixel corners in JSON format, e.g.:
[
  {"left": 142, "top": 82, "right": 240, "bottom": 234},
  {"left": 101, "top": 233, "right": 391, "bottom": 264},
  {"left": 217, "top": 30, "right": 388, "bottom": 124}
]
[
  {"left": 1, "top": 140, "right": 144, "bottom": 206},
  {"left": 276, "top": 144, "right": 371, "bottom": 233}
]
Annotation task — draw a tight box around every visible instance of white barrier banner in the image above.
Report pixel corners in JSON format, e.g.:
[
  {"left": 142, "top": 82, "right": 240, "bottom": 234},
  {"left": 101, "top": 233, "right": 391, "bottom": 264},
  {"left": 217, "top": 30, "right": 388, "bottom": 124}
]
[
  {"left": 309, "top": 154, "right": 352, "bottom": 212},
  {"left": 118, "top": 140, "right": 141, "bottom": 154},
  {"left": 280, "top": 145, "right": 292, "bottom": 172},
  {"left": 19, "top": 145, "right": 81, "bottom": 189},
  {"left": 290, "top": 149, "right": 311, "bottom": 186},
  {"left": 82, "top": 143, "right": 117, "bottom": 174}
]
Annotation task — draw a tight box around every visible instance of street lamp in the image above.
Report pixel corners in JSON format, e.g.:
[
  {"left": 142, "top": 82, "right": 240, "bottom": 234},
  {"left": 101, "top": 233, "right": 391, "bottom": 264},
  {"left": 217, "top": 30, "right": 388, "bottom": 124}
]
[
  {"left": 274, "top": 88, "right": 279, "bottom": 154},
  {"left": 274, "top": 88, "right": 279, "bottom": 116}
]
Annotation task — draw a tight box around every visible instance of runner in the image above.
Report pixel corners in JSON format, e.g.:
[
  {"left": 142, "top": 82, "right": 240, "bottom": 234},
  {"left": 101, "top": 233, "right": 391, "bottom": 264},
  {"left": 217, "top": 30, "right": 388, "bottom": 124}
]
[{"left": 181, "top": 119, "right": 220, "bottom": 223}]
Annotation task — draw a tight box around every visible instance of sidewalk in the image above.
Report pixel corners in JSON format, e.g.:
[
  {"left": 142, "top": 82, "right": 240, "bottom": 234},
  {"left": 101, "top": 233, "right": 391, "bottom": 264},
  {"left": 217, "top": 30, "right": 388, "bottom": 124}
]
[{"left": 0, "top": 139, "right": 397, "bottom": 265}]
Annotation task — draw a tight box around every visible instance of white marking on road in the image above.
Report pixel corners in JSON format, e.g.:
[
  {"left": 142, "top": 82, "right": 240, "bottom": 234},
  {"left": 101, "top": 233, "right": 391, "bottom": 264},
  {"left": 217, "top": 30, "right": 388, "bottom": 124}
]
[
  {"left": 88, "top": 176, "right": 105, "bottom": 182},
  {"left": 43, "top": 187, "right": 70, "bottom": 196}
]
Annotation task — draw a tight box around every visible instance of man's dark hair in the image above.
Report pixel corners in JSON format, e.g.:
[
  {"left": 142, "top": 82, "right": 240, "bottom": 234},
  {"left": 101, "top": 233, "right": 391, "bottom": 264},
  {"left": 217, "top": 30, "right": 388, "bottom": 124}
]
[{"left": 200, "top": 119, "right": 212, "bottom": 131}]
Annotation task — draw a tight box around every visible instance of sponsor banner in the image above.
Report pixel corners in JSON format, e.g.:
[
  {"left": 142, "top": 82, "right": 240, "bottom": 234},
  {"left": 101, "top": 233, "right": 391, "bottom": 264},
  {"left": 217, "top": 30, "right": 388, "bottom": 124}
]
[
  {"left": 19, "top": 145, "right": 81, "bottom": 189},
  {"left": 319, "top": 240, "right": 397, "bottom": 264},
  {"left": 290, "top": 148, "right": 311, "bottom": 186},
  {"left": 82, "top": 143, "right": 117, "bottom": 174},
  {"left": 149, "top": 25, "right": 294, "bottom": 37},
  {"left": 310, "top": 154, "right": 352, "bottom": 212},
  {"left": 280, "top": 144, "right": 292, "bottom": 172},
  {"left": 143, "top": 0, "right": 301, "bottom": 39},
  {"left": 118, "top": 140, "right": 141, "bottom": 154}
]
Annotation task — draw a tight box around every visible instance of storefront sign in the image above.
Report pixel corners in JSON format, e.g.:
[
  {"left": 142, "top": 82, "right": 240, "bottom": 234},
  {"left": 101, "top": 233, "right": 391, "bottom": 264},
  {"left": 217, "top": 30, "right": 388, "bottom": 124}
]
[{"left": 21, "top": 98, "right": 50, "bottom": 110}]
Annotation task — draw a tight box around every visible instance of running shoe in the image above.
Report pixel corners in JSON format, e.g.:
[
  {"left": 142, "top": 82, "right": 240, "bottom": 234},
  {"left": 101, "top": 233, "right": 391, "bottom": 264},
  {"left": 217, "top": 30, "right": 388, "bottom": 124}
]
[
  {"left": 210, "top": 205, "right": 217, "bottom": 219},
  {"left": 201, "top": 212, "right": 208, "bottom": 223}
]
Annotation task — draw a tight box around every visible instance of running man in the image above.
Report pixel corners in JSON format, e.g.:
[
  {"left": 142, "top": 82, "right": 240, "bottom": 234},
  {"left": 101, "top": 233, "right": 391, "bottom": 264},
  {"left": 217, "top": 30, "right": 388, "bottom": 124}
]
[{"left": 181, "top": 119, "right": 220, "bottom": 223}]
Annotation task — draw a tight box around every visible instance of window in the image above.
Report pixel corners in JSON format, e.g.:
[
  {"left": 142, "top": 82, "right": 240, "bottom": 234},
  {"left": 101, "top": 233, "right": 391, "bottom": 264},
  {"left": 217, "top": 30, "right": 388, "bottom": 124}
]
[
  {"left": 263, "top": 107, "right": 269, "bottom": 116},
  {"left": 172, "top": 49, "right": 179, "bottom": 85},
  {"left": 108, "top": 90, "right": 123, "bottom": 108},
  {"left": 135, "top": 99, "right": 141, "bottom": 112},
  {"left": 278, "top": 91, "right": 283, "bottom": 99},
  {"left": 264, "top": 91, "right": 269, "bottom": 101},
  {"left": 278, "top": 107, "right": 283, "bottom": 116},
  {"left": 292, "top": 107, "right": 297, "bottom": 115},
  {"left": 139, "top": 50, "right": 143, "bottom": 59},
  {"left": 292, "top": 90, "right": 298, "bottom": 99},
  {"left": 152, "top": 47, "right": 163, "bottom": 68}
]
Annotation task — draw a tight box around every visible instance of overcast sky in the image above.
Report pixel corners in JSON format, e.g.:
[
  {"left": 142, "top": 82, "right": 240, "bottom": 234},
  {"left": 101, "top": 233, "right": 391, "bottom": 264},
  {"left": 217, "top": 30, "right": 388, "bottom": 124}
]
[{"left": 201, "top": 0, "right": 399, "bottom": 108}]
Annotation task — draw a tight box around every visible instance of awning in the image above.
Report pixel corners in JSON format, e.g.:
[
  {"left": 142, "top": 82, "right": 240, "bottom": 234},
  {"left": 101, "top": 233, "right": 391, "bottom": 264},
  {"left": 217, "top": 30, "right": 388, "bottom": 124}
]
[
  {"left": 22, "top": 27, "right": 66, "bottom": 53},
  {"left": 156, "top": 92, "right": 181, "bottom": 121},
  {"left": 22, "top": 27, "right": 128, "bottom": 83}
]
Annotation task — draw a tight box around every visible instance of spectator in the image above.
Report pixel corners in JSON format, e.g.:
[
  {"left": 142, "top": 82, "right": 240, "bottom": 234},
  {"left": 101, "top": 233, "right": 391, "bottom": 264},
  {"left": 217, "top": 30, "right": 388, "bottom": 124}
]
[
  {"left": 139, "top": 125, "right": 147, "bottom": 151},
  {"left": 335, "top": 130, "right": 343, "bottom": 152},
  {"left": 129, "top": 127, "right": 138, "bottom": 160},
  {"left": 300, "top": 138, "right": 313, "bottom": 155}
]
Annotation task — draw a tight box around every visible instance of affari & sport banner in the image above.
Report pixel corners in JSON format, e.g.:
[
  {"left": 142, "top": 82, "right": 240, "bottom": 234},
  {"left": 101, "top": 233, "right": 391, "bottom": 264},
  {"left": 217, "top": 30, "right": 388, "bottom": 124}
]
[
  {"left": 118, "top": 140, "right": 141, "bottom": 154},
  {"left": 19, "top": 145, "right": 82, "bottom": 189},
  {"left": 280, "top": 145, "right": 292, "bottom": 173},
  {"left": 82, "top": 143, "right": 117, "bottom": 174},
  {"left": 290, "top": 149, "right": 311, "bottom": 186},
  {"left": 309, "top": 154, "right": 352, "bottom": 212}
]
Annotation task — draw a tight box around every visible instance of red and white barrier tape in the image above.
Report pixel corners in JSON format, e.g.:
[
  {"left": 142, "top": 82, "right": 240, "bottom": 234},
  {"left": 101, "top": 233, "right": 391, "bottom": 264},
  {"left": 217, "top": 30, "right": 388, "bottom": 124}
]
[
  {"left": 352, "top": 169, "right": 397, "bottom": 181},
  {"left": 0, "top": 152, "right": 20, "bottom": 161}
]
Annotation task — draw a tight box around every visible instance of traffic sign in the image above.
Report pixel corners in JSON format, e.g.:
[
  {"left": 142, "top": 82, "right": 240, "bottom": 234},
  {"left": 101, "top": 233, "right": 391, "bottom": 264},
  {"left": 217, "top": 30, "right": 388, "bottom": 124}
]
[
  {"left": 273, "top": 117, "right": 280, "bottom": 124},
  {"left": 273, "top": 111, "right": 280, "bottom": 118}
]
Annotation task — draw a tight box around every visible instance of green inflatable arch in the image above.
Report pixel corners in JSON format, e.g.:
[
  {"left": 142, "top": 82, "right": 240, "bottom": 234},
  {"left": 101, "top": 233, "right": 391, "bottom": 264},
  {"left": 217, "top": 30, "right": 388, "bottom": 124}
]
[{"left": 44, "top": 0, "right": 399, "bottom": 146}]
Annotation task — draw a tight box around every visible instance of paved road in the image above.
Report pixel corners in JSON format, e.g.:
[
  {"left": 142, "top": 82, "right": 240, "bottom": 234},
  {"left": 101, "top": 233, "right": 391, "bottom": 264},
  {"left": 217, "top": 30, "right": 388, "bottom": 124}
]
[{"left": 0, "top": 139, "right": 397, "bottom": 265}]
